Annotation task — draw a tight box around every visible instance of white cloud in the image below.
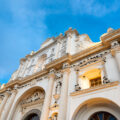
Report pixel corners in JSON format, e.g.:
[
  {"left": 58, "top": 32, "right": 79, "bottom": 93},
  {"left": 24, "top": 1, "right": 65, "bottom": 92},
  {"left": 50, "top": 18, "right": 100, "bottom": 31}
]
[
  {"left": 0, "top": 0, "right": 48, "bottom": 82},
  {"left": 70, "top": 0, "right": 120, "bottom": 17}
]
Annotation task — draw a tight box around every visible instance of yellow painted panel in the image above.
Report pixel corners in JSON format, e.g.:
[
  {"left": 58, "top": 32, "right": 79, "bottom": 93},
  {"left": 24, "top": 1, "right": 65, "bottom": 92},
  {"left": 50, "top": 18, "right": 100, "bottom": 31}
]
[{"left": 80, "top": 68, "right": 101, "bottom": 80}]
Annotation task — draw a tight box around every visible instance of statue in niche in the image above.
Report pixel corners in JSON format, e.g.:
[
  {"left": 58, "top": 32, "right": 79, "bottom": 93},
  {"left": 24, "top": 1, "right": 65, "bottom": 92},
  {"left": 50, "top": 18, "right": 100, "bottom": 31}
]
[{"left": 55, "top": 81, "right": 62, "bottom": 95}]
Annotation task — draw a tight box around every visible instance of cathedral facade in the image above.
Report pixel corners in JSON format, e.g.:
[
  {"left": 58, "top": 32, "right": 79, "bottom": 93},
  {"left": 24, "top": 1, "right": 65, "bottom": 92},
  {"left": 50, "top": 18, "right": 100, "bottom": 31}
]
[{"left": 0, "top": 27, "right": 120, "bottom": 120}]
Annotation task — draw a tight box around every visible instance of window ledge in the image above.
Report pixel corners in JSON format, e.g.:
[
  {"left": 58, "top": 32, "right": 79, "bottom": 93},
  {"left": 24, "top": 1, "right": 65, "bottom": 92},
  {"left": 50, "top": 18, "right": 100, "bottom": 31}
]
[{"left": 70, "top": 81, "right": 119, "bottom": 96}]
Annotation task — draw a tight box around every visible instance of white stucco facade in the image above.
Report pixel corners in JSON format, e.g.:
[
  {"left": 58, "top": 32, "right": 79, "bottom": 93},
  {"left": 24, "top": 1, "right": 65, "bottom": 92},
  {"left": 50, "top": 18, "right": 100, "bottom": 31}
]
[{"left": 0, "top": 27, "right": 120, "bottom": 120}]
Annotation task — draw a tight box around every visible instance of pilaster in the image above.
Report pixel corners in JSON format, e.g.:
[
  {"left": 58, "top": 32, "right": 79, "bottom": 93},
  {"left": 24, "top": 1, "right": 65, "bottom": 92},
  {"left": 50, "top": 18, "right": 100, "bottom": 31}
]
[
  {"left": 40, "top": 69, "right": 55, "bottom": 120},
  {"left": 0, "top": 91, "right": 10, "bottom": 117},
  {"left": 58, "top": 63, "right": 70, "bottom": 120},
  {"left": 1, "top": 87, "right": 17, "bottom": 120},
  {"left": 111, "top": 40, "right": 120, "bottom": 72}
]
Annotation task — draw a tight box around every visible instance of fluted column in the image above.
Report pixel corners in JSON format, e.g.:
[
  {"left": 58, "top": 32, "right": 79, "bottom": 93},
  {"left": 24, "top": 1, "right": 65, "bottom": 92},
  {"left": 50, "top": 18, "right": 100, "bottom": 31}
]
[
  {"left": 1, "top": 89, "right": 17, "bottom": 120},
  {"left": 0, "top": 92, "right": 10, "bottom": 117},
  {"left": 58, "top": 63, "right": 70, "bottom": 120},
  {"left": 40, "top": 69, "right": 55, "bottom": 120}
]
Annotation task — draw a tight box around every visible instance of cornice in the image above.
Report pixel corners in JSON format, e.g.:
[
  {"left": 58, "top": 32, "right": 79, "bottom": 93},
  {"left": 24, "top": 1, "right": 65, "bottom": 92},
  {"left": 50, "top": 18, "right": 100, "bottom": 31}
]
[
  {"left": 70, "top": 81, "right": 119, "bottom": 96},
  {"left": 71, "top": 42, "right": 108, "bottom": 63},
  {"left": 1, "top": 29, "right": 120, "bottom": 93},
  {"left": 45, "top": 53, "right": 72, "bottom": 70},
  {"left": 4, "top": 69, "right": 47, "bottom": 89},
  {"left": 100, "top": 29, "right": 120, "bottom": 45}
]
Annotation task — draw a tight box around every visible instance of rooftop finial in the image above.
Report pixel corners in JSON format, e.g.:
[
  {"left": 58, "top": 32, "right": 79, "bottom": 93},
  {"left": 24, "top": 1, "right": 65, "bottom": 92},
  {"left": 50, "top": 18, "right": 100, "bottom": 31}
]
[
  {"left": 30, "top": 51, "right": 34, "bottom": 55},
  {"left": 69, "top": 27, "right": 72, "bottom": 30},
  {"left": 59, "top": 33, "right": 63, "bottom": 36},
  {"left": 107, "top": 27, "right": 114, "bottom": 33}
]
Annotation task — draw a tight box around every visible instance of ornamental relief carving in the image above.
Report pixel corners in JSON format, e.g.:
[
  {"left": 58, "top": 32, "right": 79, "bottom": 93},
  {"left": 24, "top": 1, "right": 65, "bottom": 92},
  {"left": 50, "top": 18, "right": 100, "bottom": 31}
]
[
  {"left": 70, "top": 50, "right": 110, "bottom": 69},
  {"left": 55, "top": 80, "right": 62, "bottom": 95},
  {"left": 20, "top": 90, "right": 45, "bottom": 108}
]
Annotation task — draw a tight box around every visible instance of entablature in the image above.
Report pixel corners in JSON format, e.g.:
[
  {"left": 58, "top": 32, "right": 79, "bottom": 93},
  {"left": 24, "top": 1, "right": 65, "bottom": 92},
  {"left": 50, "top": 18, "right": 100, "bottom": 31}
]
[{"left": 1, "top": 28, "right": 120, "bottom": 93}]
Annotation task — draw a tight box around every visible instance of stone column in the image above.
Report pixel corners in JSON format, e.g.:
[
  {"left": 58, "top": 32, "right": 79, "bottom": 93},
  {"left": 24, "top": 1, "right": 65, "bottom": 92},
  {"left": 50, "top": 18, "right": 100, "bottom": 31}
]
[
  {"left": 104, "top": 53, "right": 120, "bottom": 82},
  {"left": 58, "top": 63, "right": 70, "bottom": 120},
  {"left": 111, "top": 41, "right": 120, "bottom": 72},
  {"left": 115, "top": 50, "right": 120, "bottom": 71},
  {"left": 1, "top": 89, "right": 17, "bottom": 120},
  {"left": 0, "top": 92, "right": 10, "bottom": 117},
  {"left": 40, "top": 69, "right": 55, "bottom": 120}
]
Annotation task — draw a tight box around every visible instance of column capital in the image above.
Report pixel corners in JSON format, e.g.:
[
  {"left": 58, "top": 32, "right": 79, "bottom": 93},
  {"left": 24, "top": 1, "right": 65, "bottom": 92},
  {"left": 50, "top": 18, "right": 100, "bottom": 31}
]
[
  {"left": 102, "top": 57, "right": 106, "bottom": 63},
  {"left": 62, "top": 68, "right": 70, "bottom": 74},
  {"left": 62, "top": 63, "right": 70, "bottom": 73},
  {"left": 74, "top": 66, "right": 80, "bottom": 72},
  {"left": 111, "top": 40, "right": 120, "bottom": 56},
  {"left": 62, "top": 62, "right": 70, "bottom": 69},
  {"left": 12, "top": 89, "right": 17, "bottom": 94},
  {"left": 14, "top": 84, "right": 19, "bottom": 90},
  {"left": 48, "top": 69, "right": 56, "bottom": 78},
  {"left": 111, "top": 40, "right": 120, "bottom": 49},
  {"left": 0, "top": 95, "right": 3, "bottom": 101},
  {"left": 111, "top": 47, "right": 120, "bottom": 56},
  {"left": 5, "top": 88, "right": 12, "bottom": 95},
  {"left": 3, "top": 91, "right": 11, "bottom": 98}
]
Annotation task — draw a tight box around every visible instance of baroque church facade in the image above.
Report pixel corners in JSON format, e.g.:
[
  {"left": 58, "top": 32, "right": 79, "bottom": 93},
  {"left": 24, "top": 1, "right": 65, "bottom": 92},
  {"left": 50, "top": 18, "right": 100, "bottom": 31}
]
[{"left": 0, "top": 27, "right": 120, "bottom": 120}]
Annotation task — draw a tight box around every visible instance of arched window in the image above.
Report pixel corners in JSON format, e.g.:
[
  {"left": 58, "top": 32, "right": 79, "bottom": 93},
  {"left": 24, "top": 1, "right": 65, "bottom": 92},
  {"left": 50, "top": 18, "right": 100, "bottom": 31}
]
[
  {"left": 80, "top": 68, "right": 102, "bottom": 89},
  {"left": 89, "top": 111, "right": 117, "bottom": 120},
  {"left": 22, "top": 109, "right": 41, "bottom": 120}
]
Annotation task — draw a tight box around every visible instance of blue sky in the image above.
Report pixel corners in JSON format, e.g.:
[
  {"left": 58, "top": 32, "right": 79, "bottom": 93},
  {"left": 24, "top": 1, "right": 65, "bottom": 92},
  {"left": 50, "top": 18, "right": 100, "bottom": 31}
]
[{"left": 0, "top": 0, "right": 120, "bottom": 84}]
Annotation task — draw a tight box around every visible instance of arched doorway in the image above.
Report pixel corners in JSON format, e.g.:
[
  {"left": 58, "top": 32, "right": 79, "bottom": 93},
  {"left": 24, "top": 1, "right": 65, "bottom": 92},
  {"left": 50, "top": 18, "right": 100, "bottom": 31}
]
[
  {"left": 24, "top": 113, "right": 39, "bottom": 120},
  {"left": 89, "top": 111, "right": 117, "bottom": 120},
  {"left": 22, "top": 109, "right": 41, "bottom": 120},
  {"left": 10, "top": 86, "right": 45, "bottom": 120}
]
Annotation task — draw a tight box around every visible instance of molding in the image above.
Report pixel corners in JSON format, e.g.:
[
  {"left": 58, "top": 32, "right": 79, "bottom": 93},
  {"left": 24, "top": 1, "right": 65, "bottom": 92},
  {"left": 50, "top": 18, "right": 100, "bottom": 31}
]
[
  {"left": 70, "top": 81, "right": 119, "bottom": 96},
  {"left": 100, "top": 29, "right": 120, "bottom": 45},
  {"left": 45, "top": 53, "right": 71, "bottom": 70},
  {"left": 1, "top": 29, "right": 120, "bottom": 93},
  {"left": 21, "top": 98, "right": 44, "bottom": 108}
]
